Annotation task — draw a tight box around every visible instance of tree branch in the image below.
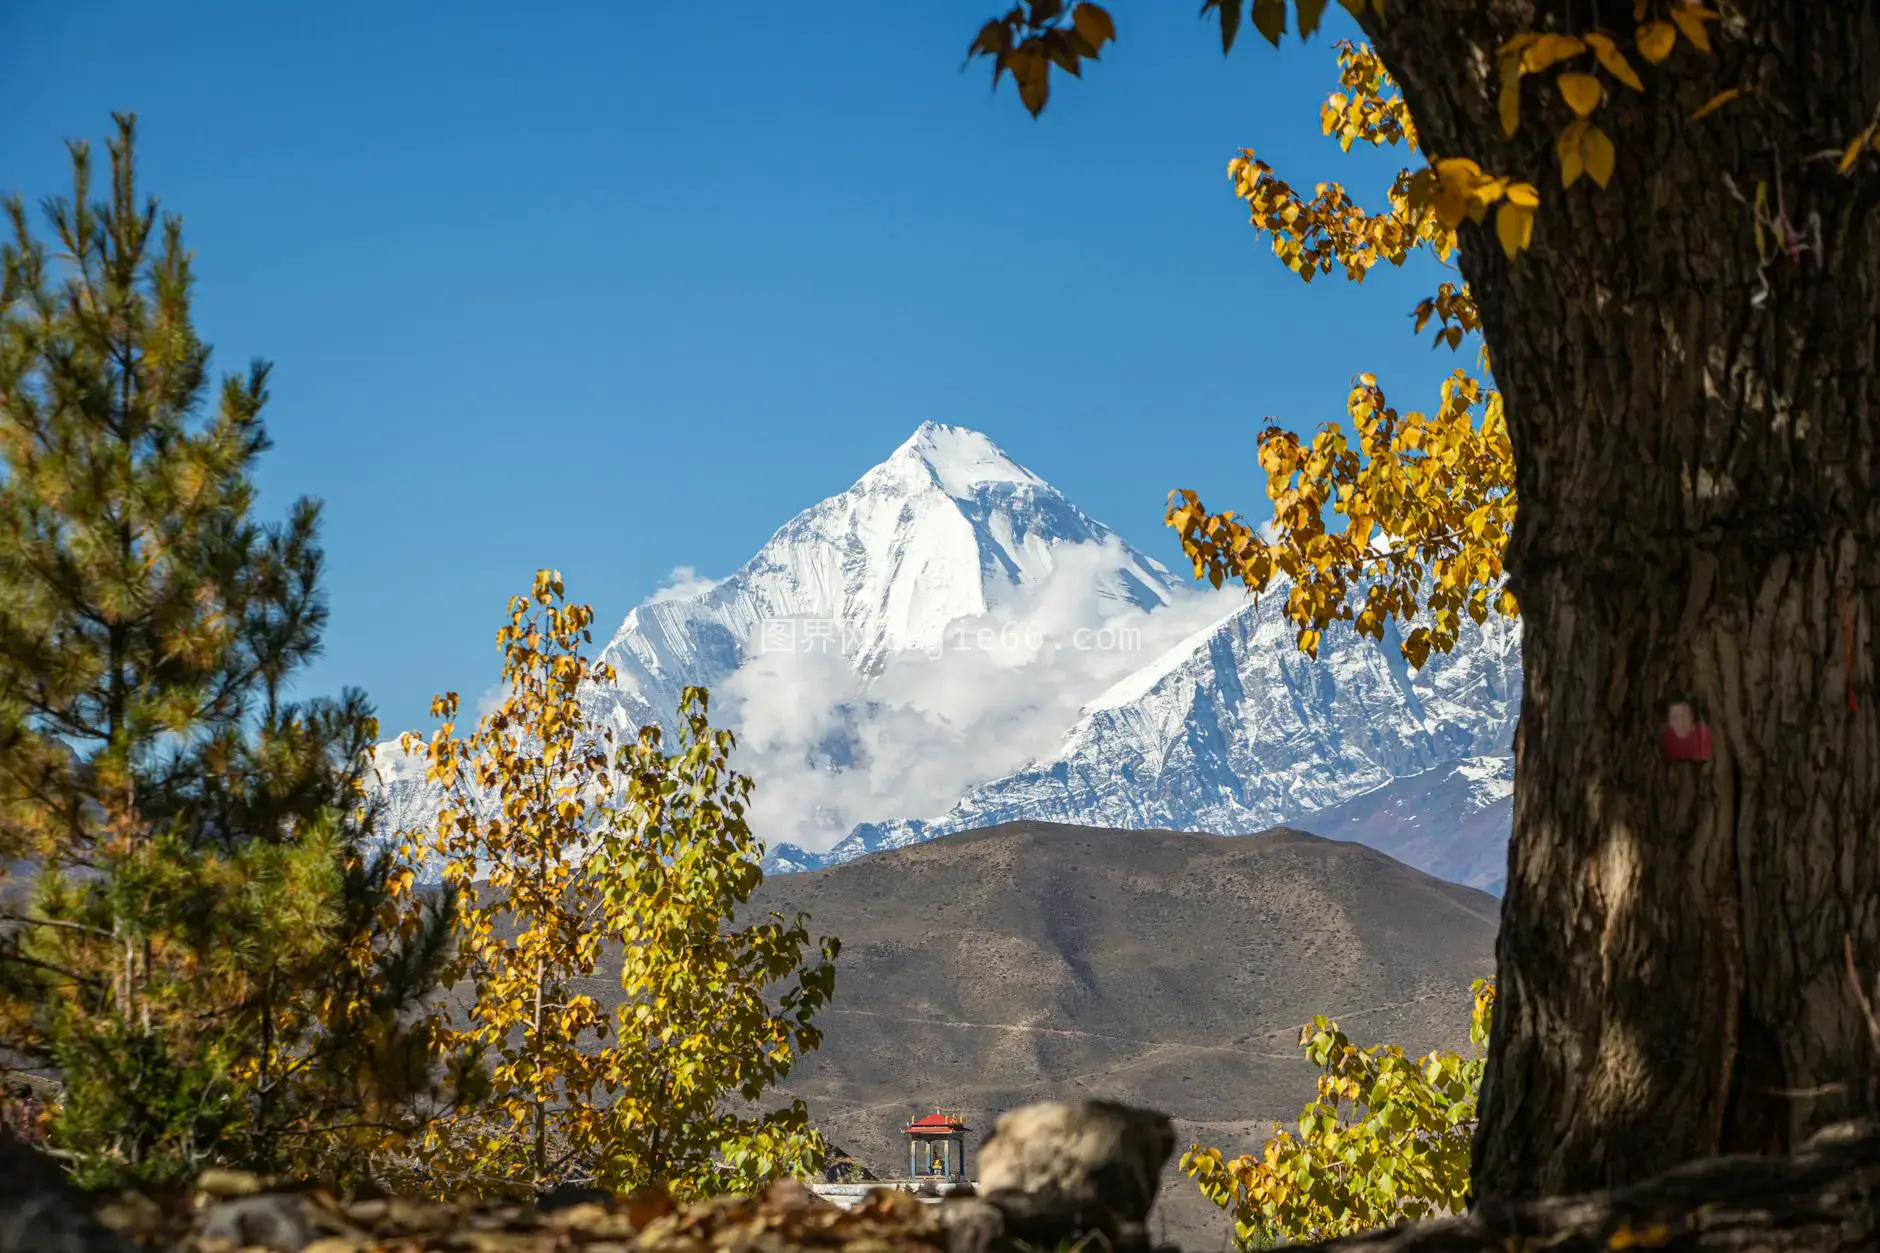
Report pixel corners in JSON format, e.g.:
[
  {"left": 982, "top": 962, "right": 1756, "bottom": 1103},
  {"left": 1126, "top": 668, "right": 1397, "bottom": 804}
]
[
  {"left": 0, "top": 949, "right": 104, "bottom": 989},
  {"left": 0, "top": 913, "right": 113, "bottom": 939}
]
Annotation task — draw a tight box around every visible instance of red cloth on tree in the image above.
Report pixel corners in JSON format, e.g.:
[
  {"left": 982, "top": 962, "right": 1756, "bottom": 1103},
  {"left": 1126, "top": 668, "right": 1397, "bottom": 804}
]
[{"left": 1661, "top": 723, "right": 1711, "bottom": 762}]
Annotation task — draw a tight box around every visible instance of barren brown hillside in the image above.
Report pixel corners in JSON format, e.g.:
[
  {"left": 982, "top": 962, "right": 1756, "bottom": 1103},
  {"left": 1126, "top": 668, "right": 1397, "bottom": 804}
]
[{"left": 712, "top": 821, "right": 1499, "bottom": 1248}]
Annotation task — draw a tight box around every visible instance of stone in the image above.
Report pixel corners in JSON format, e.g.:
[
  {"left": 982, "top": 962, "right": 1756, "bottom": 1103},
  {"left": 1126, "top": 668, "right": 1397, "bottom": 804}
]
[
  {"left": 534, "top": 1181, "right": 613, "bottom": 1213},
  {"left": 195, "top": 1168, "right": 264, "bottom": 1199},
  {"left": 974, "top": 1099, "right": 1175, "bottom": 1225},
  {"left": 196, "top": 1193, "right": 322, "bottom": 1252},
  {"left": 0, "top": 1130, "right": 133, "bottom": 1253},
  {"left": 936, "top": 1195, "right": 1004, "bottom": 1253}
]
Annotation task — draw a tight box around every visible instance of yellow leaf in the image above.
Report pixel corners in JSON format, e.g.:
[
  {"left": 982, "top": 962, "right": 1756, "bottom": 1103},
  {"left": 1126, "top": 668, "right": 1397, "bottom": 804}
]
[
  {"left": 1429, "top": 160, "right": 1483, "bottom": 229},
  {"left": 1499, "top": 56, "right": 1522, "bottom": 136},
  {"left": 1522, "top": 33, "right": 1586, "bottom": 73},
  {"left": 1009, "top": 48, "right": 1050, "bottom": 116},
  {"left": 1471, "top": 175, "right": 1510, "bottom": 208},
  {"left": 1689, "top": 87, "right": 1742, "bottom": 121},
  {"left": 1582, "top": 32, "right": 1644, "bottom": 90},
  {"left": 1433, "top": 155, "right": 1484, "bottom": 182},
  {"left": 1669, "top": 4, "right": 1717, "bottom": 54},
  {"left": 1495, "top": 202, "right": 1534, "bottom": 259},
  {"left": 1556, "top": 119, "right": 1588, "bottom": 188},
  {"left": 1840, "top": 129, "right": 1874, "bottom": 174},
  {"left": 1609, "top": 1222, "right": 1675, "bottom": 1251},
  {"left": 1072, "top": 2, "right": 1115, "bottom": 50},
  {"left": 1635, "top": 21, "right": 1676, "bottom": 64},
  {"left": 1557, "top": 72, "right": 1602, "bottom": 116},
  {"left": 1582, "top": 125, "right": 1616, "bottom": 187},
  {"left": 1504, "top": 181, "right": 1540, "bottom": 209}
]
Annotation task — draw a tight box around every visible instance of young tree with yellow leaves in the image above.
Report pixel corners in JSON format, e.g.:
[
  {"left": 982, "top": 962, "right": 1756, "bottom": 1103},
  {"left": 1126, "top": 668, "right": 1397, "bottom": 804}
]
[
  {"left": 1183, "top": 981, "right": 1495, "bottom": 1247},
  {"left": 960, "top": 0, "right": 1880, "bottom": 1210},
  {"left": 590, "top": 681, "right": 841, "bottom": 1198},
  {"left": 401, "top": 569, "right": 614, "bottom": 1193},
  {"left": 405, "top": 571, "right": 839, "bottom": 1199}
]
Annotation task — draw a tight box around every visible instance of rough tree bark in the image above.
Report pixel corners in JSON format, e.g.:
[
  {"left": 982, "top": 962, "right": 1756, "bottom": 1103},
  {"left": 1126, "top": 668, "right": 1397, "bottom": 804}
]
[{"left": 1355, "top": 0, "right": 1880, "bottom": 1204}]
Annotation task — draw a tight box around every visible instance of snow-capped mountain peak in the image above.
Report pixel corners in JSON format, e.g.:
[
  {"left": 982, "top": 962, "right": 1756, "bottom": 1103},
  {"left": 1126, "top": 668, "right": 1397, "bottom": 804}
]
[
  {"left": 880, "top": 421, "right": 1048, "bottom": 499},
  {"left": 578, "top": 423, "right": 1177, "bottom": 738},
  {"left": 372, "top": 423, "right": 1185, "bottom": 836}
]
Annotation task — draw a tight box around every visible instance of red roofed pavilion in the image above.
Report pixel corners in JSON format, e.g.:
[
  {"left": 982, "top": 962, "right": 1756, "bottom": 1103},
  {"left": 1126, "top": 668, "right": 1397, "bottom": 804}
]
[{"left": 903, "top": 1110, "right": 972, "bottom": 1182}]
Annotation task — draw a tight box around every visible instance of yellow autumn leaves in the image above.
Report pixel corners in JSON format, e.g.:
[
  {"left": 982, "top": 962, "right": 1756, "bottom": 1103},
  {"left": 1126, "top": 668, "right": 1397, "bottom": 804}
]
[
  {"left": 1385, "top": 1, "right": 1726, "bottom": 261},
  {"left": 1227, "top": 152, "right": 1440, "bottom": 282},
  {"left": 396, "top": 572, "right": 839, "bottom": 1198},
  {"left": 965, "top": 1, "right": 1117, "bottom": 117},
  {"left": 1181, "top": 981, "right": 1496, "bottom": 1244},
  {"left": 1496, "top": 4, "right": 1726, "bottom": 213},
  {"left": 1320, "top": 41, "right": 1415, "bottom": 152},
  {"left": 1187, "top": 36, "right": 1519, "bottom": 670},
  {"left": 1169, "top": 371, "right": 1516, "bottom": 669},
  {"left": 1409, "top": 159, "right": 1543, "bottom": 263}
]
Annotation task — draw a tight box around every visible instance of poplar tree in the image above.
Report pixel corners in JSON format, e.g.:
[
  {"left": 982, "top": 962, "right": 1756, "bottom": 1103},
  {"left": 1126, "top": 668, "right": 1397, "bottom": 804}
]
[
  {"left": 409, "top": 571, "right": 840, "bottom": 1199},
  {"left": 0, "top": 114, "right": 461, "bottom": 1189},
  {"left": 966, "top": 0, "right": 1880, "bottom": 1201}
]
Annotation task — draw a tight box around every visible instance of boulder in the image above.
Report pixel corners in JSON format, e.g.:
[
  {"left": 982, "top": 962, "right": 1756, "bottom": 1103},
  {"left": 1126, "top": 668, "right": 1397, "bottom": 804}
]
[
  {"left": 0, "top": 1129, "right": 133, "bottom": 1253},
  {"left": 975, "top": 1098, "right": 1174, "bottom": 1223},
  {"left": 955, "top": 1099, "right": 1179, "bottom": 1253}
]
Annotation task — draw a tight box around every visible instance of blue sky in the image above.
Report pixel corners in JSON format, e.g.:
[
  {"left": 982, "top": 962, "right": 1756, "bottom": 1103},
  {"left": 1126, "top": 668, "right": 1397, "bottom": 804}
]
[{"left": 2, "top": 0, "right": 1459, "bottom": 739}]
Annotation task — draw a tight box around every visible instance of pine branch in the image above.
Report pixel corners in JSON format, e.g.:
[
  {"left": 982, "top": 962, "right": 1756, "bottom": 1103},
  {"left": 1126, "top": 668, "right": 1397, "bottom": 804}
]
[
  {"left": 0, "top": 949, "right": 104, "bottom": 989},
  {"left": 0, "top": 913, "right": 113, "bottom": 939}
]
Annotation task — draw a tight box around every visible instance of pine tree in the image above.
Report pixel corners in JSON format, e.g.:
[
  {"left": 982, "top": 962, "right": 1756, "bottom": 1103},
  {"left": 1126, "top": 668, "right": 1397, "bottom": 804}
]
[{"left": 0, "top": 114, "right": 464, "bottom": 1189}]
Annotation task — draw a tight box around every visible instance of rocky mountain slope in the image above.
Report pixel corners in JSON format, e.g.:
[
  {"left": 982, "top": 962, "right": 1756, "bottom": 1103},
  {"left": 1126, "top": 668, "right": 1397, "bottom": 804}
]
[
  {"left": 583, "top": 820, "right": 1500, "bottom": 1250},
  {"left": 794, "top": 604, "right": 1519, "bottom": 879},
  {"left": 1290, "top": 755, "right": 1514, "bottom": 895}
]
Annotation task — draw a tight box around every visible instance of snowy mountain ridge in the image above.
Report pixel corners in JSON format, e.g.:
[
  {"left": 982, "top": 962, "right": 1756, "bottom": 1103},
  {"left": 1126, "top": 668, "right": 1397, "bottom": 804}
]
[
  {"left": 795, "top": 596, "right": 1518, "bottom": 882},
  {"left": 370, "top": 422, "right": 1519, "bottom": 890}
]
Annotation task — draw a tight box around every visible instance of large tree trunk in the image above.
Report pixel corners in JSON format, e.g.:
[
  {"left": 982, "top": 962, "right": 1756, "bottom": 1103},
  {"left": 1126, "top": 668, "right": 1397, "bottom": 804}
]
[{"left": 1357, "top": 0, "right": 1880, "bottom": 1203}]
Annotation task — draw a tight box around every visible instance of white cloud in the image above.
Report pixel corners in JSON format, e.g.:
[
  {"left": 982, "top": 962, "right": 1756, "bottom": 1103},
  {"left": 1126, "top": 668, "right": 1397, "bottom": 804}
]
[
  {"left": 645, "top": 565, "right": 721, "bottom": 604},
  {"left": 712, "top": 539, "right": 1246, "bottom": 853}
]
